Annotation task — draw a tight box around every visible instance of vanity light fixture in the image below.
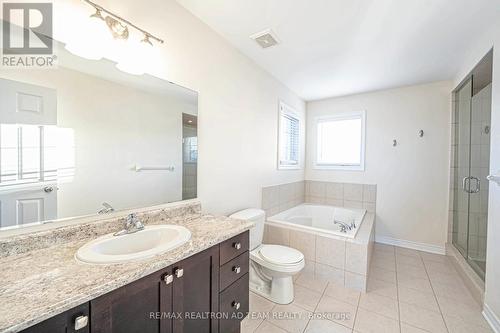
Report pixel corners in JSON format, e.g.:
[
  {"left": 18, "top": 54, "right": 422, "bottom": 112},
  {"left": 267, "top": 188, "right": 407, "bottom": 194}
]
[
  {"left": 82, "top": 0, "right": 164, "bottom": 45},
  {"left": 66, "top": 0, "right": 163, "bottom": 74},
  {"left": 105, "top": 15, "right": 129, "bottom": 40},
  {"left": 64, "top": 6, "right": 112, "bottom": 60}
]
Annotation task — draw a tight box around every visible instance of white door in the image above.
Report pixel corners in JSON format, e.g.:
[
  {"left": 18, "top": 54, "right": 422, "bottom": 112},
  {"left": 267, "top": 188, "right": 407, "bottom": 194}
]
[
  {"left": 0, "top": 185, "right": 57, "bottom": 228},
  {"left": 0, "top": 78, "right": 58, "bottom": 228},
  {"left": 0, "top": 78, "right": 56, "bottom": 125}
]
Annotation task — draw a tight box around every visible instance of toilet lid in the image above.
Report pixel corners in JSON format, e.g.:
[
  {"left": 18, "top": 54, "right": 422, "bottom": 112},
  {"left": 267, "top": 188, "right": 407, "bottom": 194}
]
[{"left": 259, "top": 245, "right": 304, "bottom": 265}]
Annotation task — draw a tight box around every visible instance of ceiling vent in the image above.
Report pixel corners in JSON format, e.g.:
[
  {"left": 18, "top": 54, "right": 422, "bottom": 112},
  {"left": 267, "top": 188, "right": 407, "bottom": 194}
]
[{"left": 250, "top": 29, "right": 280, "bottom": 49}]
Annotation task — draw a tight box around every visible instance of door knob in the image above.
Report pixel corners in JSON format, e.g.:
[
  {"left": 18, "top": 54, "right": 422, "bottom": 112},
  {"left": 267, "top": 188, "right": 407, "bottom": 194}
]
[
  {"left": 43, "top": 186, "right": 54, "bottom": 193},
  {"left": 175, "top": 268, "right": 184, "bottom": 278},
  {"left": 232, "top": 266, "right": 241, "bottom": 274},
  {"left": 232, "top": 301, "right": 241, "bottom": 310},
  {"left": 233, "top": 242, "right": 241, "bottom": 250}
]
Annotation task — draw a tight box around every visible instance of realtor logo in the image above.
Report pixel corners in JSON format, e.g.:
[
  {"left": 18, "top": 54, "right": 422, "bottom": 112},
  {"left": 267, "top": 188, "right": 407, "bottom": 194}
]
[{"left": 2, "top": 2, "right": 56, "bottom": 68}]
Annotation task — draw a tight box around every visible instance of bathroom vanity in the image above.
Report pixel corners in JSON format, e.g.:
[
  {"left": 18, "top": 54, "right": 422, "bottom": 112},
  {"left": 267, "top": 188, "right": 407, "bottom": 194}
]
[
  {"left": 20, "top": 233, "right": 249, "bottom": 333},
  {"left": 0, "top": 202, "right": 252, "bottom": 333}
]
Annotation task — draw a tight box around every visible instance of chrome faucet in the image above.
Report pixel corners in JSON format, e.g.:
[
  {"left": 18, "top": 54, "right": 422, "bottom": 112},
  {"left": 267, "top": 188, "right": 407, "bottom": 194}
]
[
  {"left": 98, "top": 202, "right": 115, "bottom": 214},
  {"left": 333, "top": 219, "right": 356, "bottom": 233},
  {"left": 114, "top": 213, "right": 145, "bottom": 236}
]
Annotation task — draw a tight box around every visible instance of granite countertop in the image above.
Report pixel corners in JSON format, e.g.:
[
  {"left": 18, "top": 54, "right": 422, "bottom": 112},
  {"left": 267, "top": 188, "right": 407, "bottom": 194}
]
[{"left": 0, "top": 212, "right": 253, "bottom": 333}]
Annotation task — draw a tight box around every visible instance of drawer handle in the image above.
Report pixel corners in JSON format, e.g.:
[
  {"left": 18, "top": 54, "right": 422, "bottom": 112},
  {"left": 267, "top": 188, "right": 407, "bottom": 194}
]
[
  {"left": 233, "top": 242, "right": 242, "bottom": 250},
  {"left": 164, "top": 274, "right": 173, "bottom": 285},
  {"left": 175, "top": 268, "right": 184, "bottom": 278},
  {"left": 232, "top": 301, "right": 241, "bottom": 310},
  {"left": 74, "top": 315, "right": 89, "bottom": 330},
  {"left": 232, "top": 266, "right": 241, "bottom": 274}
]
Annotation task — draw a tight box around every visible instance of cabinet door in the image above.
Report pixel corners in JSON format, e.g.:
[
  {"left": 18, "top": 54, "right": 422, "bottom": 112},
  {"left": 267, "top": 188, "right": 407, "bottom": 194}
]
[
  {"left": 20, "top": 303, "right": 89, "bottom": 333},
  {"left": 172, "top": 245, "right": 219, "bottom": 333},
  {"left": 91, "top": 267, "right": 173, "bottom": 333}
]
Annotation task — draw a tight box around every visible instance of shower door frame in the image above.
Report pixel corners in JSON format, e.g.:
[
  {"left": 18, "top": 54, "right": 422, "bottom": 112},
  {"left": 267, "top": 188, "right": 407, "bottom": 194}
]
[{"left": 451, "top": 63, "right": 492, "bottom": 281}]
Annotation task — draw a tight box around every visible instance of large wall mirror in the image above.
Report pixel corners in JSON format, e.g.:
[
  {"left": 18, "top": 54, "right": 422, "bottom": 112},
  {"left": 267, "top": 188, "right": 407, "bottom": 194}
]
[{"left": 0, "top": 42, "right": 198, "bottom": 231}]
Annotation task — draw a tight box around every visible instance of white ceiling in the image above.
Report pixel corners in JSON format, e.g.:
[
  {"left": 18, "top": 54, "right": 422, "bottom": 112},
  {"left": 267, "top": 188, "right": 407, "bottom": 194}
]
[{"left": 176, "top": 0, "right": 499, "bottom": 101}]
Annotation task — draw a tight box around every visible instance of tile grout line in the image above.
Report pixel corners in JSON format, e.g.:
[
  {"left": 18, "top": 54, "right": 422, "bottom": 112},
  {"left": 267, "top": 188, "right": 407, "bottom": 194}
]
[
  {"left": 352, "top": 285, "right": 361, "bottom": 333},
  {"left": 301, "top": 279, "right": 330, "bottom": 333},
  {"left": 343, "top": 240, "right": 347, "bottom": 288},
  {"left": 393, "top": 247, "right": 402, "bottom": 333},
  {"left": 251, "top": 317, "right": 265, "bottom": 333},
  {"left": 420, "top": 251, "right": 451, "bottom": 333},
  {"left": 261, "top": 302, "right": 278, "bottom": 333}
]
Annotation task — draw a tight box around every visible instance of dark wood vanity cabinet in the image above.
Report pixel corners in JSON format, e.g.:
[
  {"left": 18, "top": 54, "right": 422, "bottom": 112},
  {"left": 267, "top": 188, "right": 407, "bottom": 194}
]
[
  {"left": 91, "top": 245, "right": 220, "bottom": 333},
  {"left": 218, "top": 233, "right": 250, "bottom": 333},
  {"left": 171, "top": 245, "right": 220, "bottom": 333},
  {"left": 19, "top": 231, "right": 249, "bottom": 333},
  {"left": 90, "top": 266, "right": 172, "bottom": 333},
  {"left": 20, "top": 303, "right": 90, "bottom": 333}
]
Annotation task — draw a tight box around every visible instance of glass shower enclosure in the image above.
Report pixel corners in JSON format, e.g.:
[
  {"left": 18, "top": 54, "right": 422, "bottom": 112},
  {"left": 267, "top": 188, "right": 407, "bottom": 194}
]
[{"left": 451, "top": 51, "right": 492, "bottom": 280}]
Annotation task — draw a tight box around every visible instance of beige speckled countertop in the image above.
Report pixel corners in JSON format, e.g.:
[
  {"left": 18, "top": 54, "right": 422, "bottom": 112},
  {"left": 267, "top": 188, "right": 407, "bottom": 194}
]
[{"left": 0, "top": 203, "right": 253, "bottom": 333}]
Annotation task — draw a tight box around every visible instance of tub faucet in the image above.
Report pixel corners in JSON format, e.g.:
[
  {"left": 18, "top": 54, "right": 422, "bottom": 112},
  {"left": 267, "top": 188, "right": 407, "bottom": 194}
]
[
  {"left": 98, "top": 202, "right": 114, "bottom": 214},
  {"left": 334, "top": 220, "right": 352, "bottom": 233},
  {"left": 114, "top": 213, "right": 144, "bottom": 236}
]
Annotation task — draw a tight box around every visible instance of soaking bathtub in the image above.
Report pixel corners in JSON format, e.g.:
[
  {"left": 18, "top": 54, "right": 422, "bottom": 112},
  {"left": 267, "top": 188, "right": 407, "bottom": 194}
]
[{"left": 267, "top": 204, "right": 366, "bottom": 239}]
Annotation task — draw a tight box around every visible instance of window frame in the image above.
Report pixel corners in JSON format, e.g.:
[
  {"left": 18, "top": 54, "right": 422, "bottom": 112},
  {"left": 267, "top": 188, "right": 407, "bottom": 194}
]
[
  {"left": 277, "top": 101, "right": 301, "bottom": 170},
  {"left": 0, "top": 124, "right": 59, "bottom": 188},
  {"left": 313, "top": 110, "right": 366, "bottom": 171}
]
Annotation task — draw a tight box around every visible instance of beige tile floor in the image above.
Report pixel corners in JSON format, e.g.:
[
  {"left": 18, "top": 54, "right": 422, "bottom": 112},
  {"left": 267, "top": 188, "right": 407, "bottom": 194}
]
[{"left": 241, "top": 243, "right": 493, "bottom": 333}]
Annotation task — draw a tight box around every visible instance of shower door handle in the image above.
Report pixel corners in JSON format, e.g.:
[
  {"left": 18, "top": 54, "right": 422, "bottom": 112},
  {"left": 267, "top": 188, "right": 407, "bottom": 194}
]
[
  {"left": 462, "top": 177, "right": 471, "bottom": 193},
  {"left": 470, "top": 177, "right": 480, "bottom": 193}
]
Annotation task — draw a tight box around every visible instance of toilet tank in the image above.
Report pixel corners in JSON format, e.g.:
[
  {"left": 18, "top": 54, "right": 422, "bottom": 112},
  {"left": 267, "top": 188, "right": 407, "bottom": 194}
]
[{"left": 229, "top": 208, "right": 265, "bottom": 251}]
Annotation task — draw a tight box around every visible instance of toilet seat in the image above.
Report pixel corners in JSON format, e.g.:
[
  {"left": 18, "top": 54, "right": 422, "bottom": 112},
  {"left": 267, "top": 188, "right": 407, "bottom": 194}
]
[
  {"left": 259, "top": 245, "right": 304, "bottom": 266},
  {"left": 250, "top": 245, "right": 305, "bottom": 273}
]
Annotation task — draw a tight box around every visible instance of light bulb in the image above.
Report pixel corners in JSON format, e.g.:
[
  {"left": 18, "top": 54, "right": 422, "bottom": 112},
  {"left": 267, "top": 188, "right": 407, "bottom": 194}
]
[
  {"left": 115, "top": 36, "right": 154, "bottom": 76},
  {"left": 65, "top": 9, "right": 112, "bottom": 60}
]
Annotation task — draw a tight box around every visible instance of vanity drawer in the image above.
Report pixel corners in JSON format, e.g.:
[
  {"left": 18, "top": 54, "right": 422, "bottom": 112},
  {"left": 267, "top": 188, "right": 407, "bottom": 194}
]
[
  {"left": 219, "top": 273, "right": 249, "bottom": 333},
  {"left": 220, "top": 251, "right": 249, "bottom": 291},
  {"left": 220, "top": 231, "right": 249, "bottom": 266}
]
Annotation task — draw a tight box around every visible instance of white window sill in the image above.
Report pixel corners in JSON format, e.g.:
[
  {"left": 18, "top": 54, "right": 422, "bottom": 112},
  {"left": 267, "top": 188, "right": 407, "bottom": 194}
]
[
  {"left": 313, "top": 164, "right": 365, "bottom": 171},
  {"left": 278, "top": 165, "right": 301, "bottom": 171}
]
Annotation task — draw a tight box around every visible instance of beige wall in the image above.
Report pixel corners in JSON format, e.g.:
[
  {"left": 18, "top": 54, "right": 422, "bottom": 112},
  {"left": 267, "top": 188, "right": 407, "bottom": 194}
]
[
  {"left": 454, "top": 20, "right": 500, "bottom": 328},
  {"left": 306, "top": 81, "right": 452, "bottom": 251},
  {"left": 52, "top": 0, "right": 306, "bottom": 216}
]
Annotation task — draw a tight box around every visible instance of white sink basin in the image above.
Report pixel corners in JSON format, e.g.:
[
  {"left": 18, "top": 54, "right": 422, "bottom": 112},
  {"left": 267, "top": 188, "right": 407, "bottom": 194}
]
[{"left": 76, "top": 225, "right": 191, "bottom": 264}]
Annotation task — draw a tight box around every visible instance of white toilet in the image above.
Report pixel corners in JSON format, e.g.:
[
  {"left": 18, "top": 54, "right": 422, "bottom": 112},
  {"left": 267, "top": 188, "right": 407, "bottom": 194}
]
[{"left": 230, "top": 208, "right": 305, "bottom": 304}]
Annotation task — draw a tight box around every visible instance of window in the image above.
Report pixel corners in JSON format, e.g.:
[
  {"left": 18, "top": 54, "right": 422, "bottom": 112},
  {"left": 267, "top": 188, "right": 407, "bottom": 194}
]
[
  {"left": 183, "top": 137, "right": 198, "bottom": 163},
  {"left": 0, "top": 124, "right": 75, "bottom": 187},
  {"left": 315, "top": 111, "right": 366, "bottom": 170},
  {"left": 278, "top": 102, "right": 300, "bottom": 170}
]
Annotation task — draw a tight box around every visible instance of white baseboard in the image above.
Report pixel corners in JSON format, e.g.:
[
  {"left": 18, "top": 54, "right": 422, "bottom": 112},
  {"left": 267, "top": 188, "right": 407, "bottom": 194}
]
[
  {"left": 375, "top": 236, "right": 445, "bottom": 255},
  {"left": 483, "top": 303, "right": 500, "bottom": 333}
]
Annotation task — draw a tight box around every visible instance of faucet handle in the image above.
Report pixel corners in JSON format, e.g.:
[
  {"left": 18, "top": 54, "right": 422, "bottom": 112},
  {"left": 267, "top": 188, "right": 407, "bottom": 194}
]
[
  {"left": 128, "top": 213, "right": 144, "bottom": 230},
  {"left": 122, "top": 213, "right": 136, "bottom": 230}
]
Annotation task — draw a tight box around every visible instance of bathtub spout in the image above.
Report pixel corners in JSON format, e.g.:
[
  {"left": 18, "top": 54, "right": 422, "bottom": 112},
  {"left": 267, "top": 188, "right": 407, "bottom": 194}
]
[{"left": 334, "top": 220, "right": 351, "bottom": 233}]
